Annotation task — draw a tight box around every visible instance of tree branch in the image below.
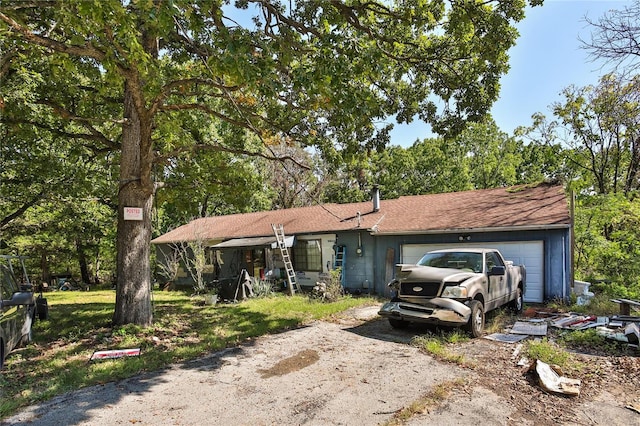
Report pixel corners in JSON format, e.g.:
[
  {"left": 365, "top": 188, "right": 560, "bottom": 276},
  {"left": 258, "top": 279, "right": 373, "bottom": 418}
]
[
  {"left": 0, "top": 189, "right": 45, "bottom": 230},
  {"left": 159, "top": 102, "right": 259, "bottom": 129},
  {"left": 154, "top": 142, "right": 310, "bottom": 171},
  {"left": 1, "top": 115, "right": 119, "bottom": 151},
  {"left": 582, "top": 2, "right": 640, "bottom": 75},
  {"left": 0, "top": 11, "right": 109, "bottom": 63},
  {"left": 151, "top": 78, "right": 242, "bottom": 116}
]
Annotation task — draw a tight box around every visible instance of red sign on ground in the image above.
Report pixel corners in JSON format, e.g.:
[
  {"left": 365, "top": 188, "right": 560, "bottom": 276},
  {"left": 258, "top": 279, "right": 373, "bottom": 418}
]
[{"left": 90, "top": 348, "right": 141, "bottom": 360}]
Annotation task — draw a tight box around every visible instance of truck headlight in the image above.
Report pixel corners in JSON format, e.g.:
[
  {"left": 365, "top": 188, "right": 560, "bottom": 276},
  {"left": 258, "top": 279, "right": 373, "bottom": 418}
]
[
  {"left": 387, "top": 279, "right": 400, "bottom": 290},
  {"left": 441, "top": 286, "right": 468, "bottom": 298}
]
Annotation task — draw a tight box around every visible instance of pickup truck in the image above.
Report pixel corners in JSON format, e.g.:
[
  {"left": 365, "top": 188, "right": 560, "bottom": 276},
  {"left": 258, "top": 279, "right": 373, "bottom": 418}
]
[
  {"left": 378, "top": 248, "right": 525, "bottom": 337},
  {"left": 1, "top": 263, "right": 36, "bottom": 369}
]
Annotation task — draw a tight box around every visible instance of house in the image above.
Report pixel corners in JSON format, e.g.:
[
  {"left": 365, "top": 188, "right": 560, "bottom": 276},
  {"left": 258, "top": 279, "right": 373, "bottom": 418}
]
[{"left": 151, "top": 182, "right": 572, "bottom": 302}]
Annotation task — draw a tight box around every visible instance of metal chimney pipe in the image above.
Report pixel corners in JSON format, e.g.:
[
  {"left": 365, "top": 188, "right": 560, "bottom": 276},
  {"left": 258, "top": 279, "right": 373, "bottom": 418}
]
[{"left": 372, "top": 185, "right": 380, "bottom": 212}]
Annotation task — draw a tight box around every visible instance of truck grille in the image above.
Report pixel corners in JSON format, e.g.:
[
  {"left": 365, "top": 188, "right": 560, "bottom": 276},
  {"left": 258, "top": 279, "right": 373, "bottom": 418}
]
[{"left": 400, "top": 281, "right": 440, "bottom": 297}]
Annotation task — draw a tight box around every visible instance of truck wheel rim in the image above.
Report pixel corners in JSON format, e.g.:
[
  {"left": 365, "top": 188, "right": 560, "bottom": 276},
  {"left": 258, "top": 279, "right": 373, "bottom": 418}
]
[{"left": 473, "top": 310, "right": 483, "bottom": 331}]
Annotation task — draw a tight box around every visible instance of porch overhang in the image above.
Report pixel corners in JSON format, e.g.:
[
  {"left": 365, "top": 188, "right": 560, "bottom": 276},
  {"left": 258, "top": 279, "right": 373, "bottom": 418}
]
[{"left": 211, "top": 235, "right": 294, "bottom": 249}]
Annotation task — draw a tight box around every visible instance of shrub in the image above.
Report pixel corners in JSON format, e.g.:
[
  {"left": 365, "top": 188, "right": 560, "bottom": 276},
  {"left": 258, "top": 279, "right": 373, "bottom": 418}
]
[
  {"left": 252, "top": 279, "right": 275, "bottom": 298},
  {"left": 309, "top": 268, "right": 343, "bottom": 302}
]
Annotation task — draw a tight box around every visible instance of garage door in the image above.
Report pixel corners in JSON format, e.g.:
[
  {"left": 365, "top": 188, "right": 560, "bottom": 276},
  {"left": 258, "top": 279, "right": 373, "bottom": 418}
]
[{"left": 401, "top": 241, "right": 544, "bottom": 303}]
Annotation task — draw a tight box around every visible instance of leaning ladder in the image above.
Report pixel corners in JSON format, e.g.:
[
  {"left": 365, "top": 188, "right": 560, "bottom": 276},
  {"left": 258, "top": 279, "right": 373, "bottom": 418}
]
[
  {"left": 271, "top": 224, "right": 300, "bottom": 295},
  {"left": 333, "top": 245, "right": 346, "bottom": 288}
]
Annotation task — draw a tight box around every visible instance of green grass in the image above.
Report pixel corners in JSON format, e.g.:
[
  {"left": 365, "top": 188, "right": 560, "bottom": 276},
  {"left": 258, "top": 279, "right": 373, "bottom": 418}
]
[
  {"left": 524, "top": 338, "right": 572, "bottom": 369},
  {"left": 0, "top": 289, "right": 377, "bottom": 419},
  {"left": 411, "top": 329, "right": 472, "bottom": 366},
  {"left": 548, "top": 293, "right": 622, "bottom": 316},
  {"left": 558, "top": 328, "right": 629, "bottom": 355}
]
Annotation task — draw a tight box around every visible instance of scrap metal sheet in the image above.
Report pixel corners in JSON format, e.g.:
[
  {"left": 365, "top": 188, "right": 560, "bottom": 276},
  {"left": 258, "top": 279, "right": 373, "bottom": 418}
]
[
  {"left": 484, "top": 333, "right": 528, "bottom": 343},
  {"left": 511, "top": 321, "right": 548, "bottom": 336}
]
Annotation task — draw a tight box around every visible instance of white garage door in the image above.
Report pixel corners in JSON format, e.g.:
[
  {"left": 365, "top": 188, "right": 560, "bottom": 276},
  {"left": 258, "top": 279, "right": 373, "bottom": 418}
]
[{"left": 401, "top": 241, "right": 544, "bottom": 303}]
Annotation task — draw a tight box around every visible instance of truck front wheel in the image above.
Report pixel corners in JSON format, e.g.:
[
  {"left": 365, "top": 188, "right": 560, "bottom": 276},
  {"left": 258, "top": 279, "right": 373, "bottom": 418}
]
[
  {"left": 464, "top": 300, "right": 484, "bottom": 338},
  {"left": 389, "top": 318, "right": 409, "bottom": 329}
]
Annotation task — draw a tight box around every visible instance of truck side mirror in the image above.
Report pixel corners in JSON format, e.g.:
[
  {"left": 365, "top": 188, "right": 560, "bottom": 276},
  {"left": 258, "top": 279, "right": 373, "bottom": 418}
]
[
  {"left": 489, "top": 266, "right": 506, "bottom": 276},
  {"left": 2, "top": 291, "right": 35, "bottom": 307}
]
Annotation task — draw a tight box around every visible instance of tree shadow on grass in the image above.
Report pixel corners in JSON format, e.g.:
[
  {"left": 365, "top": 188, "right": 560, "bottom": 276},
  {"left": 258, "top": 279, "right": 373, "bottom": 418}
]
[{"left": 2, "top": 300, "right": 309, "bottom": 424}]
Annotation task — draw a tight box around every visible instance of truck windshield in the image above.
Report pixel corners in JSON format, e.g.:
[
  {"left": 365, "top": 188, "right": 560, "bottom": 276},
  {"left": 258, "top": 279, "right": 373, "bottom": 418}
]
[{"left": 417, "top": 252, "right": 482, "bottom": 273}]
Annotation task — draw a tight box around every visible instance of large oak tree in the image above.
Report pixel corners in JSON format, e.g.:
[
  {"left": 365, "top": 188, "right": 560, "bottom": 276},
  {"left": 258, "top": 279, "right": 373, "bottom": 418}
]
[{"left": 0, "top": 0, "right": 540, "bottom": 325}]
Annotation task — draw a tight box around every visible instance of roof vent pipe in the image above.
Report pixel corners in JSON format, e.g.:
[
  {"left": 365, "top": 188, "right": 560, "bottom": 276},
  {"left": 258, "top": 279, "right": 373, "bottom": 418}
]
[{"left": 372, "top": 185, "right": 380, "bottom": 212}]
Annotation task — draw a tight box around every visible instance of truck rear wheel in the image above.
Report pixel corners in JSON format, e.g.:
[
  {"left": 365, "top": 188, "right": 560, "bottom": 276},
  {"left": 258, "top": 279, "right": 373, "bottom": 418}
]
[
  {"left": 36, "top": 296, "right": 49, "bottom": 320},
  {"left": 464, "top": 300, "right": 484, "bottom": 338},
  {"left": 509, "top": 287, "right": 523, "bottom": 314}
]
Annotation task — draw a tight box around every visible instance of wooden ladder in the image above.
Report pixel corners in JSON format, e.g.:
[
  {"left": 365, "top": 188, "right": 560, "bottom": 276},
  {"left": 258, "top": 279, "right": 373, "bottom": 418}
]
[{"left": 271, "top": 224, "right": 300, "bottom": 295}]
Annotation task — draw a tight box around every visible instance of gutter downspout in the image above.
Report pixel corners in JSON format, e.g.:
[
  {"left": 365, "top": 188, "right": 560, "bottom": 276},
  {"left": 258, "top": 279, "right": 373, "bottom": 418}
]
[
  {"left": 570, "top": 190, "right": 575, "bottom": 301},
  {"left": 563, "top": 235, "right": 566, "bottom": 301}
]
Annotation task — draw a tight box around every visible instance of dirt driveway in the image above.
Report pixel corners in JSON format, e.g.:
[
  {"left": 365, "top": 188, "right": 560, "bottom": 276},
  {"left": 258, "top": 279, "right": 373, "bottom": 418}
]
[{"left": 4, "top": 305, "right": 639, "bottom": 425}]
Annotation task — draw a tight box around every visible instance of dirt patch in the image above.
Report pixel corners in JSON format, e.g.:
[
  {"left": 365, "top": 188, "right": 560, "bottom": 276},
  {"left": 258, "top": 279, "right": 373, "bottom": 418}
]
[
  {"left": 403, "top": 319, "right": 640, "bottom": 425},
  {"left": 258, "top": 349, "right": 320, "bottom": 378},
  {"left": 440, "top": 338, "right": 639, "bottom": 425},
  {"left": 4, "top": 304, "right": 640, "bottom": 426}
]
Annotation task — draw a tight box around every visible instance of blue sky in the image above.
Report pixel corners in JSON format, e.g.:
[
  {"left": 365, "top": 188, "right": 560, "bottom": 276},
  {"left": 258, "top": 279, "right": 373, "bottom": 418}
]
[{"left": 389, "top": 0, "right": 634, "bottom": 147}]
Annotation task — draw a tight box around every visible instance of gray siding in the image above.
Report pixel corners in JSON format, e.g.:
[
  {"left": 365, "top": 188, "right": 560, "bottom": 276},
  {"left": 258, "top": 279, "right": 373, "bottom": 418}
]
[
  {"left": 156, "top": 226, "right": 572, "bottom": 303},
  {"left": 344, "top": 228, "right": 572, "bottom": 302},
  {"left": 334, "top": 232, "right": 376, "bottom": 293}
]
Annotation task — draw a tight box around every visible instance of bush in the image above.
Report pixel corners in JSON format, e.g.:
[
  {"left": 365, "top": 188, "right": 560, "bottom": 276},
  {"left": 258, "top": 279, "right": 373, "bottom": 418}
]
[
  {"left": 252, "top": 279, "right": 275, "bottom": 298},
  {"left": 309, "top": 269, "right": 343, "bottom": 302}
]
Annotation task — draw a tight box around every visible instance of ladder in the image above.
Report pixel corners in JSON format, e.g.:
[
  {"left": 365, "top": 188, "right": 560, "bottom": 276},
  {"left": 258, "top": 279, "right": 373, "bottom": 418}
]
[
  {"left": 271, "top": 224, "right": 300, "bottom": 295},
  {"left": 333, "top": 245, "right": 346, "bottom": 288}
]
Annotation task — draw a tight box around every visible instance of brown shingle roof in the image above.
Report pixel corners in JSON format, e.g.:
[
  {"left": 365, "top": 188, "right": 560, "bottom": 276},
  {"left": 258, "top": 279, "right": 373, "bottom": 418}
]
[{"left": 151, "top": 182, "right": 570, "bottom": 244}]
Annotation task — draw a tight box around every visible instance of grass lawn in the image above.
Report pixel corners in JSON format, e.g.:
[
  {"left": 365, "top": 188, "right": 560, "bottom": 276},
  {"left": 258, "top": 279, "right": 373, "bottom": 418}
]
[{"left": 0, "top": 289, "right": 379, "bottom": 419}]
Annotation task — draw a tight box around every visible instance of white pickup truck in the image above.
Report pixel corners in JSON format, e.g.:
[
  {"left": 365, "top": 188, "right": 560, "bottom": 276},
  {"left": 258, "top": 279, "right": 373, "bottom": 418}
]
[{"left": 378, "top": 248, "right": 525, "bottom": 337}]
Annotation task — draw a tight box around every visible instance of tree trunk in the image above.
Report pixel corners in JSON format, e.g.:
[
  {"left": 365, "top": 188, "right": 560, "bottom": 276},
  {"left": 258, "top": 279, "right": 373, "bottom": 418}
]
[
  {"left": 76, "top": 239, "right": 91, "bottom": 284},
  {"left": 112, "top": 83, "right": 154, "bottom": 327},
  {"left": 40, "top": 251, "right": 50, "bottom": 289},
  {"left": 94, "top": 241, "right": 101, "bottom": 285}
]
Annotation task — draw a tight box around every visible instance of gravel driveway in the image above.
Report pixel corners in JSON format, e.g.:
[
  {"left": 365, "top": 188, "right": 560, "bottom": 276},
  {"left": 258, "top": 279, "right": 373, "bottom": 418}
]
[{"left": 3, "top": 305, "right": 639, "bottom": 425}]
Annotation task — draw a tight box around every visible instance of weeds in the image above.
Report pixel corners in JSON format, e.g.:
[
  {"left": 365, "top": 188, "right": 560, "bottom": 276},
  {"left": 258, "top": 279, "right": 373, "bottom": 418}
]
[
  {"left": 382, "top": 378, "right": 467, "bottom": 426},
  {"left": 568, "top": 293, "right": 620, "bottom": 316},
  {"left": 524, "top": 338, "right": 572, "bottom": 369},
  {"left": 485, "top": 307, "right": 518, "bottom": 334},
  {"left": 558, "top": 328, "right": 630, "bottom": 355},
  {"left": 412, "top": 329, "right": 471, "bottom": 366}
]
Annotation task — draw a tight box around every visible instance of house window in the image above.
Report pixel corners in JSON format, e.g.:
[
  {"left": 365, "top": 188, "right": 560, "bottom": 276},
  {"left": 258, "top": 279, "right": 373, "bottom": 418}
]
[
  {"left": 293, "top": 239, "right": 322, "bottom": 272},
  {"left": 205, "top": 247, "right": 217, "bottom": 265}
]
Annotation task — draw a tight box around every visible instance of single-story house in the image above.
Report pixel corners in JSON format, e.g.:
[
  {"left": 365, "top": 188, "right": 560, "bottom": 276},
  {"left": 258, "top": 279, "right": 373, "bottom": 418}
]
[{"left": 151, "top": 182, "right": 573, "bottom": 302}]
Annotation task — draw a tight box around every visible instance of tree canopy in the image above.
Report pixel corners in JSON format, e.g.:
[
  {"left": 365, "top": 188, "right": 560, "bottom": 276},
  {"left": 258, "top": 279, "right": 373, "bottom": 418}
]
[{"left": 0, "top": 0, "right": 541, "bottom": 325}]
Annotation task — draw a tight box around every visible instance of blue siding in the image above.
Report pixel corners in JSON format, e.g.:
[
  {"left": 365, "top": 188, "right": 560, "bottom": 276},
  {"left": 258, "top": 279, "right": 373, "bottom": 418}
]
[{"left": 333, "top": 232, "right": 376, "bottom": 293}]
